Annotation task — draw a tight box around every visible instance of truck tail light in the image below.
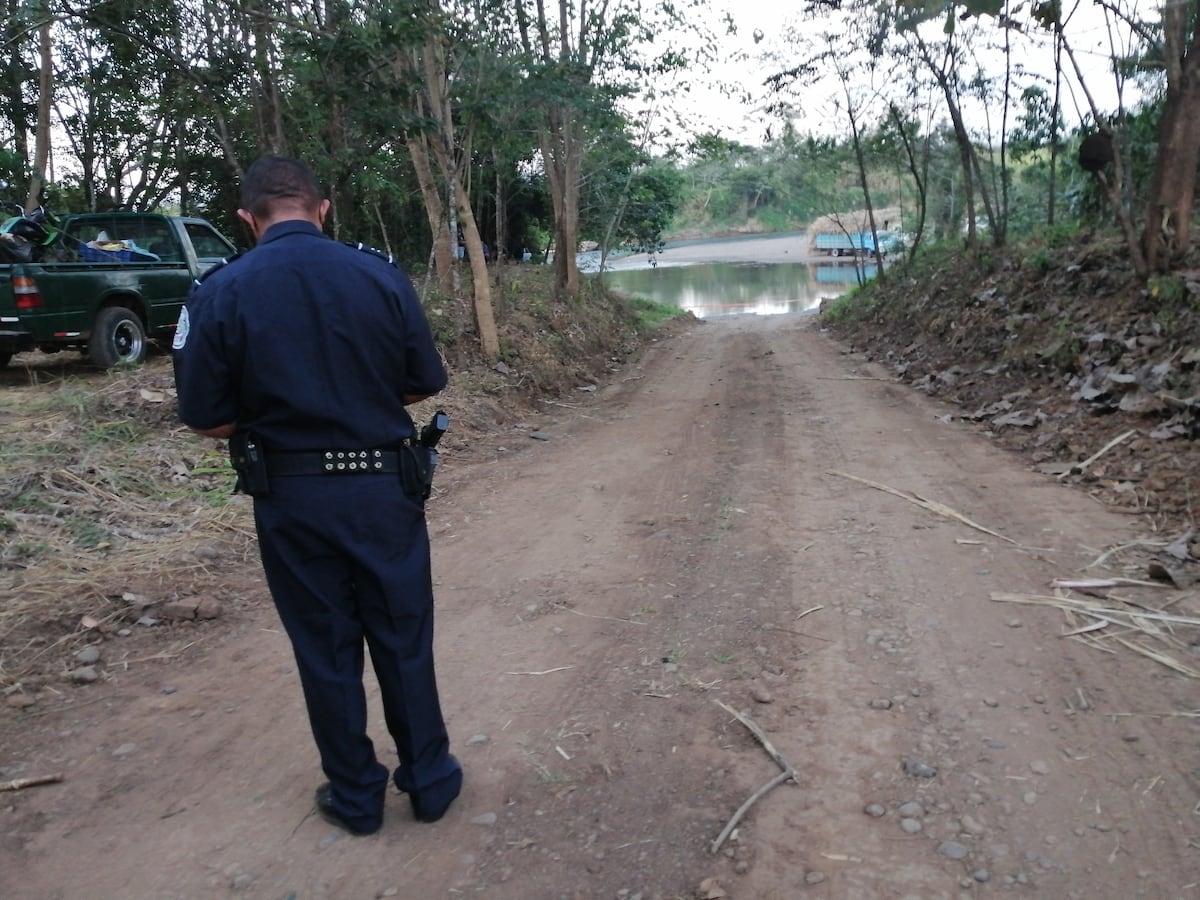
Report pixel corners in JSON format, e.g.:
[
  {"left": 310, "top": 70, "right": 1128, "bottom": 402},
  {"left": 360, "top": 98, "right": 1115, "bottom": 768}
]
[{"left": 14, "top": 275, "right": 43, "bottom": 310}]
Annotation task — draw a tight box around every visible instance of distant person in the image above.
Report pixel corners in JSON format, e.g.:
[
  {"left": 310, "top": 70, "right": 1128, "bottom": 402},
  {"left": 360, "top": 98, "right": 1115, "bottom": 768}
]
[{"left": 172, "top": 155, "right": 462, "bottom": 835}]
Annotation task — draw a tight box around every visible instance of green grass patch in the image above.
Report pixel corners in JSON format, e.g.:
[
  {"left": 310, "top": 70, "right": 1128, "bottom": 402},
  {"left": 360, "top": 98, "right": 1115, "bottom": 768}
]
[{"left": 623, "top": 295, "right": 685, "bottom": 330}]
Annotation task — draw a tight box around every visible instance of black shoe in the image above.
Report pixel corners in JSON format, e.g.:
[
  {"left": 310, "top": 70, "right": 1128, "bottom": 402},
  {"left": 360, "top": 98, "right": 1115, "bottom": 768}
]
[
  {"left": 314, "top": 783, "right": 381, "bottom": 836},
  {"left": 409, "top": 763, "right": 463, "bottom": 823}
]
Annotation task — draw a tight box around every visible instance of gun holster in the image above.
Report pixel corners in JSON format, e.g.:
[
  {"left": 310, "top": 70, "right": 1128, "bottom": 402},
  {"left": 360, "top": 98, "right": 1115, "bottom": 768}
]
[
  {"left": 400, "top": 444, "right": 436, "bottom": 501},
  {"left": 229, "top": 432, "right": 270, "bottom": 497}
]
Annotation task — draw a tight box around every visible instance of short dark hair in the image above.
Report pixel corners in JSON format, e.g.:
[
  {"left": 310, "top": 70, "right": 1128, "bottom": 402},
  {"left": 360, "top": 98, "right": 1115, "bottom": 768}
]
[{"left": 240, "top": 156, "right": 323, "bottom": 217}]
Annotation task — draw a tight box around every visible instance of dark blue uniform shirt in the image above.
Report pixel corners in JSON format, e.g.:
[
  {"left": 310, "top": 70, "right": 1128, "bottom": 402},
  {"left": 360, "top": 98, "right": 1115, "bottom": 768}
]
[{"left": 173, "top": 220, "right": 446, "bottom": 450}]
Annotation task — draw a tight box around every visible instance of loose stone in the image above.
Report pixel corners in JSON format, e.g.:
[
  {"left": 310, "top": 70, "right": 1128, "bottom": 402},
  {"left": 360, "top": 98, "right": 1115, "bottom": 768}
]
[
  {"left": 938, "top": 841, "right": 969, "bottom": 860},
  {"left": 972, "top": 869, "right": 991, "bottom": 883},
  {"left": 70, "top": 666, "right": 98, "bottom": 683},
  {"left": 900, "top": 818, "right": 922, "bottom": 834},
  {"left": 75, "top": 646, "right": 102, "bottom": 665},
  {"left": 904, "top": 758, "right": 938, "bottom": 778},
  {"left": 960, "top": 815, "right": 985, "bottom": 836},
  {"left": 804, "top": 871, "right": 826, "bottom": 885},
  {"left": 471, "top": 812, "right": 498, "bottom": 826},
  {"left": 897, "top": 801, "right": 922, "bottom": 818},
  {"left": 750, "top": 686, "right": 773, "bottom": 704},
  {"left": 864, "top": 803, "right": 886, "bottom": 818},
  {"left": 1030, "top": 760, "right": 1050, "bottom": 775}
]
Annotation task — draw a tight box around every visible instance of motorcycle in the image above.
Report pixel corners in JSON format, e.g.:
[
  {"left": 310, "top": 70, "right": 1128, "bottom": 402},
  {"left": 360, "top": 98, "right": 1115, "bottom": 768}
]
[{"left": 0, "top": 201, "right": 61, "bottom": 263}]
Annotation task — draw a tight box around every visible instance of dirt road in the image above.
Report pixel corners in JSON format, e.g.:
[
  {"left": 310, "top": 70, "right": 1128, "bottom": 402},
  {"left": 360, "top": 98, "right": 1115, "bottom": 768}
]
[{"left": 3, "top": 313, "right": 1197, "bottom": 899}]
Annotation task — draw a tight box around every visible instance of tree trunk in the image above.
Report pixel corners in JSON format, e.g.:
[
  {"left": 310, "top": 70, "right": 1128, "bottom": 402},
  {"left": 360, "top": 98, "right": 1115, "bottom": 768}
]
[
  {"left": 406, "top": 134, "right": 457, "bottom": 297},
  {"left": 453, "top": 178, "right": 500, "bottom": 359},
  {"left": 408, "top": 23, "right": 500, "bottom": 359},
  {"left": 1141, "top": 10, "right": 1200, "bottom": 273},
  {"left": 24, "top": 16, "right": 52, "bottom": 211},
  {"left": 540, "top": 107, "right": 582, "bottom": 297}
]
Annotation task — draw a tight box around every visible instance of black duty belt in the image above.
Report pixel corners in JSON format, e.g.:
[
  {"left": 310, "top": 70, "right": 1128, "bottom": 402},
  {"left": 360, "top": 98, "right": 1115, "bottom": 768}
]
[{"left": 266, "top": 449, "right": 402, "bottom": 477}]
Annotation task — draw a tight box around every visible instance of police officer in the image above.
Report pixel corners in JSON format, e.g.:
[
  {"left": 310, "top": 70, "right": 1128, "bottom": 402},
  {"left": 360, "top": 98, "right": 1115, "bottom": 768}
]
[{"left": 172, "top": 156, "right": 462, "bottom": 835}]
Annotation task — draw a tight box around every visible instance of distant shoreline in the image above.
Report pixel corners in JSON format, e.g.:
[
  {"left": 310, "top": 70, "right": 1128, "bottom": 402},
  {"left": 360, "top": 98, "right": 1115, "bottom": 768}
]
[{"left": 603, "top": 231, "right": 828, "bottom": 271}]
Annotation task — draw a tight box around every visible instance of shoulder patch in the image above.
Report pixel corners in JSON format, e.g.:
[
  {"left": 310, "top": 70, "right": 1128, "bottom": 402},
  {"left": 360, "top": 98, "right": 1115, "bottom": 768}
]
[
  {"left": 192, "top": 249, "right": 246, "bottom": 287},
  {"left": 172, "top": 306, "right": 190, "bottom": 350},
  {"left": 344, "top": 241, "right": 398, "bottom": 267}
]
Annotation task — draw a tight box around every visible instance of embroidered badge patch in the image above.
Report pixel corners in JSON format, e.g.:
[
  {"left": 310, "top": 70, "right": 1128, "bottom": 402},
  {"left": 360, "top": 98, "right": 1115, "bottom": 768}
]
[{"left": 172, "top": 306, "right": 190, "bottom": 350}]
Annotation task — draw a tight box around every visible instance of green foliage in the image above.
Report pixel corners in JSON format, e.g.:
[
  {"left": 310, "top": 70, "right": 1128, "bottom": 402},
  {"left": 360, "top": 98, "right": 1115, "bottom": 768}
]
[
  {"left": 1148, "top": 274, "right": 1188, "bottom": 308},
  {"left": 622, "top": 296, "right": 685, "bottom": 330}
]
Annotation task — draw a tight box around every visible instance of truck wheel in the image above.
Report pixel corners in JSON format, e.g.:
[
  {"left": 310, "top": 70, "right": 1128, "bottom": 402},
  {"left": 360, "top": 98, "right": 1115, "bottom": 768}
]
[{"left": 89, "top": 306, "right": 147, "bottom": 367}]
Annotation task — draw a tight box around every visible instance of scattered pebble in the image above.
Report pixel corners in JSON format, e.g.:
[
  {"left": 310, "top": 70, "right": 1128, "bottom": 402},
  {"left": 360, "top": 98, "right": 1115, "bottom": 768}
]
[
  {"left": 864, "top": 803, "right": 886, "bottom": 818},
  {"left": 75, "top": 646, "right": 101, "bottom": 665},
  {"left": 529, "top": 432, "right": 550, "bottom": 441},
  {"left": 804, "top": 871, "right": 826, "bottom": 885},
  {"left": 972, "top": 869, "right": 991, "bottom": 883},
  {"left": 869, "top": 698, "right": 893, "bottom": 710},
  {"left": 194, "top": 545, "right": 220, "bottom": 560},
  {"left": 982, "top": 697, "right": 999, "bottom": 708},
  {"left": 471, "top": 812, "right": 498, "bottom": 826},
  {"left": 1023, "top": 791, "right": 1039, "bottom": 805},
  {"left": 230, "top": 874, "right": 255, "bottom": 891},
  {"left": 1030, "top": 760, "right": 1050, "bottom": 775},
  {"left": 897, "top": 801, "right": 922, "bottom": 818},
  {"left": 937, "top": 841, "right": 969, "bottom": 860},
  {"left": 750, "top": 686, "right": 773, "bottom": 704},
  {"left": 900, "top": 818, "right": 922, "bottom": 834},
  {"left": 960, "top": 815, "right": 985, "bottom": 836},
  {"left": 465, "top": 734, "right": 489, "bottom": 746},
  {"left": 904, "top": 758, "right": 938, "bottom": 778},
  {"left": 69, "top": 666, "right": 98, "bottom": 684},
  {"left": 161, "top": 686, "right": 177, "bottom": 695},
  {"left": 112, "top": 743, "right": 137, "bottom": 758},
  {"left": 6, "top": 693, "right": 35, "bottom": 709}
]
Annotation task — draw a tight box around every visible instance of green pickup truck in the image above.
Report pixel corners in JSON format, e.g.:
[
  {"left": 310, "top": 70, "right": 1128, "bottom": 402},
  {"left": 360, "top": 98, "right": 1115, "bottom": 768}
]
[{"left": 0, "top": 212, "right": 238, "bottom": 368}]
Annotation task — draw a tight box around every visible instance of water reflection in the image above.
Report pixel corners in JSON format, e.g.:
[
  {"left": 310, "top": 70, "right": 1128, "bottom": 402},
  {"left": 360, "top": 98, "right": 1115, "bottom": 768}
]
[{"left": 597, "top": 259, "right": 876, "bottom": 320}]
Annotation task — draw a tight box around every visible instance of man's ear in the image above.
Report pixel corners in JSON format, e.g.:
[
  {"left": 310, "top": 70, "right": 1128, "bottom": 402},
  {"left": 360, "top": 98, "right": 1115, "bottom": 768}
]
[
  {"left": 236, "top": 208, "right": 258, "bottom": 237},
  {"left": 318, "top": 199, "right": 331, "bottom": 227}
]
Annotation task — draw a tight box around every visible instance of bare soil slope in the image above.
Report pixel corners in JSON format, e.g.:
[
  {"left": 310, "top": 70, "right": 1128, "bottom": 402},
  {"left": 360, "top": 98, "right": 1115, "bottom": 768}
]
[{"left": 3, "top": 313, "right": 1197, "bottom": 899}]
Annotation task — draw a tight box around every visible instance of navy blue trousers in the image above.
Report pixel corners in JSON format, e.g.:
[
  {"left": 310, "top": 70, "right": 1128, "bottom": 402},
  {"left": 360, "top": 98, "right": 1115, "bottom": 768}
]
[{"left": 253, "top": 474, "right": 460, "bottom": 832}]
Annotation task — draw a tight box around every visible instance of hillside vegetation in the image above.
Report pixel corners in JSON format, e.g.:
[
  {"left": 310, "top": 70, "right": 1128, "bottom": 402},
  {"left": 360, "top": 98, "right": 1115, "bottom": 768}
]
[{"left": 822, "top": 230, "right": 1200, "bottom": 532}]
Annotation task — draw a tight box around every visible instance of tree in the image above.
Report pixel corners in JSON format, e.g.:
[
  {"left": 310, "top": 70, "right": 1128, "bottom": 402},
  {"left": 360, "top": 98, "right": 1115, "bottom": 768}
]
[
  {"left": 1138, "top": 0, "right": 1200, "bottom": 272},
  {"left": 515, "top": 0, "right": 707, "bottom": 297}
]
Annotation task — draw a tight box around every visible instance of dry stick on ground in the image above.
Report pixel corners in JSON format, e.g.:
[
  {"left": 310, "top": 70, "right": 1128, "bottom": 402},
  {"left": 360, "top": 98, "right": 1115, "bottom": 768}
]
[
  {"left": 0, "top": 773, "right": 63, "bottom": 792},
  {"left": 1058, "top": 429, "right": 1137, "bottom": 480},
  {"left": 711, "top": 699, "right": 796, "bottom": 854},
  {"left": 828, "top": 470, "right": 1017, "bottom": 545}
]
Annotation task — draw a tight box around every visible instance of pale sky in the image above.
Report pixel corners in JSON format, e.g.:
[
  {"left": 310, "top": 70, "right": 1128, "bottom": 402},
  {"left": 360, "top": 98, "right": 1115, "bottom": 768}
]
[{"left": 661, "top": 0, "right": 1149, "bottom": 148}]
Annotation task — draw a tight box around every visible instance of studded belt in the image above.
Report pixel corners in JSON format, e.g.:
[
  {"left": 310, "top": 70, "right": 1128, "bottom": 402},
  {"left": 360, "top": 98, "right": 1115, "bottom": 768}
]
[{"left": 265, "top": 449, "right": 402, "bottom": 476}]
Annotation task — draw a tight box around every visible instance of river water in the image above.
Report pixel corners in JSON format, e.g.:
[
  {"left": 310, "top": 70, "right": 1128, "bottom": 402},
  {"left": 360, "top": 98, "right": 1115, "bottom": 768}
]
[{"left": 588, "top": 232, "right": 879, "bottom": 320}]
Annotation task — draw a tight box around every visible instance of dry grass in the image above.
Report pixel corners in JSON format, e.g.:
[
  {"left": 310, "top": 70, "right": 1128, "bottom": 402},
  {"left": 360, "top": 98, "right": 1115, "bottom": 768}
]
[
  {"left": 992, "top": 581, "right": 1200, "bottom": 679},
  {"left": 0, "top": 359, "right": 258, "bottom": 686},
  {"left": 0, "top": 274, "right": 685, "bottom": 690}
]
